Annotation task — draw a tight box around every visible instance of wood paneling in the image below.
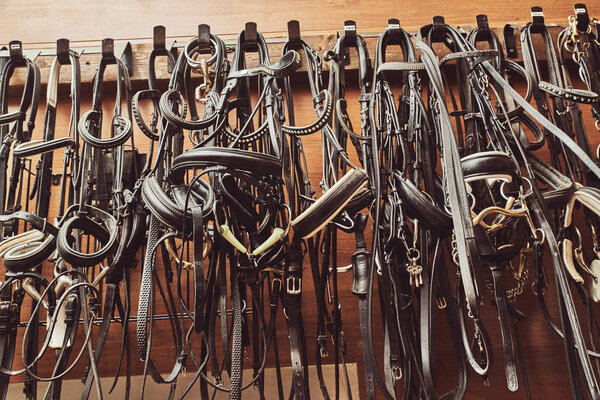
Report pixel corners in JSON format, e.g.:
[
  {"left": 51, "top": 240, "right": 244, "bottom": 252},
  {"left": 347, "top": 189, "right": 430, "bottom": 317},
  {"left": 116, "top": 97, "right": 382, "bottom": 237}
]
[
  {"left": 1, "top": 0, "right": 599, "bottom": 44},
  {"left": 3, "top": 1, "right": 600, "bottom": 399},
  {"left": 0, "top": 26, "right": 572, "bottom": 87}
]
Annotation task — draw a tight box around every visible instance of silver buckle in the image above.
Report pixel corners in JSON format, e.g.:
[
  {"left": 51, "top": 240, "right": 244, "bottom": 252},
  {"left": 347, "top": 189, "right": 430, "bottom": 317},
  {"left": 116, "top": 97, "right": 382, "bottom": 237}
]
[{"left": 286, "top": 276, "right": 302, "bottom": 295}]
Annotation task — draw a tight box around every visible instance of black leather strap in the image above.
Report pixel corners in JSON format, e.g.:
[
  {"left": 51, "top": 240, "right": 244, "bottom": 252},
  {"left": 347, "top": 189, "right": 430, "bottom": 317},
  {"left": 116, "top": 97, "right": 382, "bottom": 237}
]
[{"left": 56, "top": 205, "right": 119, "bottom": 267}]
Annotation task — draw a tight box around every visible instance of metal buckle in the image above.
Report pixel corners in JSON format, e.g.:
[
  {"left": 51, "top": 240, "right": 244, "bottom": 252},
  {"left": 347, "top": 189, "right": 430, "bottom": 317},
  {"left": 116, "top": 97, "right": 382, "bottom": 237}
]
[
  {"left": 436, "top": 296, "right": 447, "bottom": 309},
  {"left": 271, "top": 277, "right": 282, "bottom": 293},
  {"left": 286, "top": 276, "right": 301, "bottom": 295},
  {"left": 318, "top": 334, "right": 328, "bottom": 358},
  {"left": 392, "top": 365, "right": 402, "bottom": 380}
]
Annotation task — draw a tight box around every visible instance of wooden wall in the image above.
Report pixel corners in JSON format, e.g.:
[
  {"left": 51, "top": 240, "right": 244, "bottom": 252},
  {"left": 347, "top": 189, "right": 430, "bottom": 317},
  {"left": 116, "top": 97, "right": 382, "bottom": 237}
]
[
  {"left": 1, "top": 0, "right": 598, "bottom": 43},
  {"left": 3, "top": 0, "right": 600, "bottom": 398}
]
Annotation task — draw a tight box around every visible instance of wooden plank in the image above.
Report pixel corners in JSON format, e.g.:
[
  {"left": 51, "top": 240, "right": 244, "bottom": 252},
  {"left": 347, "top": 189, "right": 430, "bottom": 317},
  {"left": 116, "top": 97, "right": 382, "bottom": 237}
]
[
  {"left": 0, "top": 0, "right": 598, "bottom": 44},
  {"left": 3, "top": 24, "right": 574, "bottom": 87}
]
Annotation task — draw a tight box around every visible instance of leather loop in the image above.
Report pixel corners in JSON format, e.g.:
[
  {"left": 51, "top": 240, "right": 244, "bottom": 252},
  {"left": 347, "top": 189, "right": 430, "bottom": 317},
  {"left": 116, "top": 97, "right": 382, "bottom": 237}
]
[
  {"left": 351, "top": 250, "right": 370, "bottom": 295},
  {"left": 56, "top": 205, "right": 119, "bottom": 267}
]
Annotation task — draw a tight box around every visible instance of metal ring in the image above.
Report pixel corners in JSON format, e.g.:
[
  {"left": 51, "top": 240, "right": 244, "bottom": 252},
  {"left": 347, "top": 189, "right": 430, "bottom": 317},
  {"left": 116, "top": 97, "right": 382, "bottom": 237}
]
[
  {"left": 184, "top": 37, "right": 218, "bottom": 69},
  {"left": 407, "top": 247, "right": 420, "bottom": 261},
  {"left": 534, "top": 228, "right": 546, "bottom": 244}
]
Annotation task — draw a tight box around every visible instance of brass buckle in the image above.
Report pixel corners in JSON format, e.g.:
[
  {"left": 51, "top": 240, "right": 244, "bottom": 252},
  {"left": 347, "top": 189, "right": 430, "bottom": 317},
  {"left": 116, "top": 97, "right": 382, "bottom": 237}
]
[
  {"left": 271, "top": 277, "right": 282, "bottom": 293},
  {"left": 436, "top": 296, "right": 447, "bottom": 309}
]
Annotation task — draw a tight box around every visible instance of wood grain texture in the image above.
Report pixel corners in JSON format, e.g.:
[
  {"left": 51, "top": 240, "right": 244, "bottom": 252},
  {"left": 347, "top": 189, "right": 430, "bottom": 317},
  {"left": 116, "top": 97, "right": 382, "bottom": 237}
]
[
  {"left": 0, "top": 26, "right": 572, "bottom": 86},
  {"left": 1, "top": 0, "right": 599, "bottom": 44},
  {"left": 2, "top": 0, "right": 600, "bottom": 399}
]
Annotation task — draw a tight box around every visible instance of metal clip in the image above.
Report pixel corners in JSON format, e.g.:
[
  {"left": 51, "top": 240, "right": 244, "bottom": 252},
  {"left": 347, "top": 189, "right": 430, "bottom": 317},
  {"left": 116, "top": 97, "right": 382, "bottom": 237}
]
[{"left": 195, "top": 58, "right": 213, "bottom": 104}]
